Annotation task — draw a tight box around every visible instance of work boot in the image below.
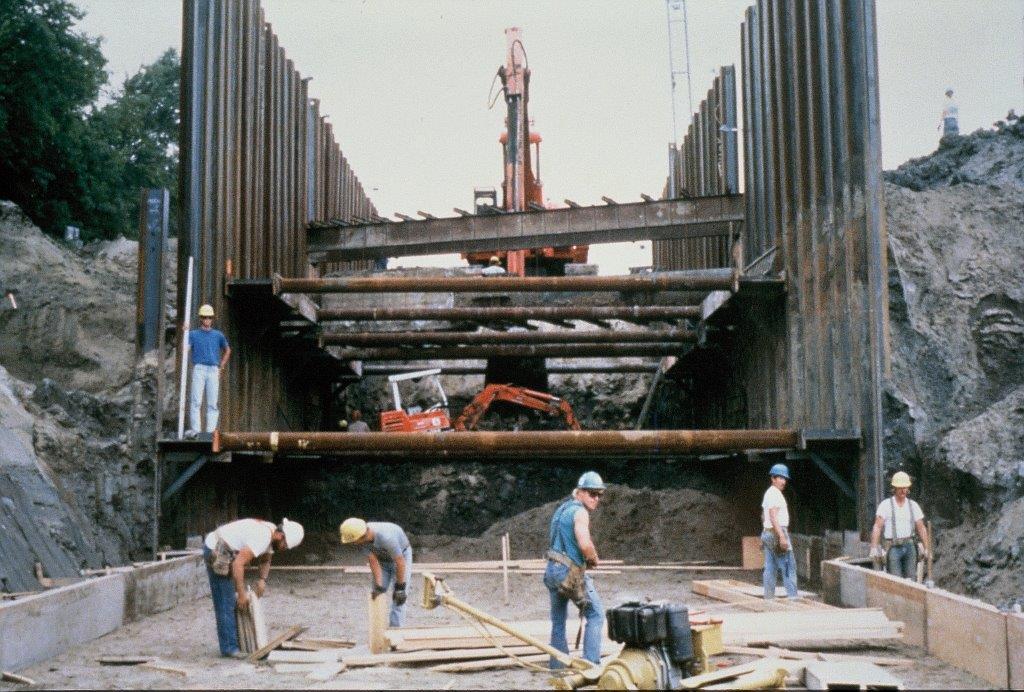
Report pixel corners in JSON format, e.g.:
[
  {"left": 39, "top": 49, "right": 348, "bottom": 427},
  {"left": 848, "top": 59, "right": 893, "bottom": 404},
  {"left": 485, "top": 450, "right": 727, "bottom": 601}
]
[{"left": 227, "top": 650, "right": 247, "bottom": 660}]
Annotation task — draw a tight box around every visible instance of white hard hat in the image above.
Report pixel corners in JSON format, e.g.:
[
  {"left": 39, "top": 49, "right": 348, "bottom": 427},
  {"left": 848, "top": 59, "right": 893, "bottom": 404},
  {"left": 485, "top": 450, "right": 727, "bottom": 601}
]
[{"left": 279, "top": 518, "right": 304, "bottom": 549}]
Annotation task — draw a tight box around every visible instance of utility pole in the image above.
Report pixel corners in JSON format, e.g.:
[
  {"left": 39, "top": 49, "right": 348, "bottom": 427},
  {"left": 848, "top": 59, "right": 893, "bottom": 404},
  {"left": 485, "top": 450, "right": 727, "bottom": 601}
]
[{"left": 666, "top": 0, "right": 695, "bottom": 195}]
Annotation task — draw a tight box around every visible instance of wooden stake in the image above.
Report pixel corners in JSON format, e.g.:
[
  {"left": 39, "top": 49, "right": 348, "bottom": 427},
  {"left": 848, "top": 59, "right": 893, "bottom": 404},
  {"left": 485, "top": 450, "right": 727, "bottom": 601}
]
[
  {"left": 368, "top": 592, "right": 391, "bottom": 654},
  {"left": 246, "top": 625, "right": 306, "bottom": 663},
  {"left": 501, "top": 533, "right": 510, "bottom": 605}
]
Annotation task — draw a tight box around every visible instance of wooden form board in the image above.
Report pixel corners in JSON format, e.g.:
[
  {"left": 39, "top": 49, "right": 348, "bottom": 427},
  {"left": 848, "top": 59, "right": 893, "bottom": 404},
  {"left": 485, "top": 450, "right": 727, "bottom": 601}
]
[
  {"left": 864, "top": 570, "right": 927, "bottom": 648},
  {"left": 368, "top": 592, "right": 390, "bottom": 654},
  {"left": 926, "top": 588, "right": 1008, "bottom": 688},
  {"left": 709, "top": 608, "right": 901, "bottom": 646},
  {"left": 692, "top": 578, "right": 828, "bottom": 612},
  {"left": 803, "top": 661, "right": 903, "bottom": 690},
  {"left": 1006, "top": 612, "right": 1024, "bottom": 690},
  {"left": 742, "top": 536, "right": 765, "bottom": 570}
]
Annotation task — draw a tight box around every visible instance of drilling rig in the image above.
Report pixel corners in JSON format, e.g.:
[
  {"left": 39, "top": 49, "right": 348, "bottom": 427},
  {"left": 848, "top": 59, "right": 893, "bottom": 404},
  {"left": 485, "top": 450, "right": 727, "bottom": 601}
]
[{"left": 465, "top": 28, "right": 588, "bottom": 277}]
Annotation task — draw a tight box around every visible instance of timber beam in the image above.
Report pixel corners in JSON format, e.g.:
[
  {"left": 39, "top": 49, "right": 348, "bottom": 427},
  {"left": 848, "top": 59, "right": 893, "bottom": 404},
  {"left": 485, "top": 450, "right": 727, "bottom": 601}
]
[
  {"left": 317, "top": 305, "right": 702, "bottom": 323},
  {"left": 319, "top": 329, "right": 696, "bottom": 347},
  {"left": 214, "top": 429, "right": 800, "bottom": 455},
  {"left": 274, "top": 269, "right": 736, "bottom": 294},
  {"left": 307, "top": 195, "right": 745, "bottom": 262},
  {"left": 327, "top": 343, "right": 688, "bottom": 361}
]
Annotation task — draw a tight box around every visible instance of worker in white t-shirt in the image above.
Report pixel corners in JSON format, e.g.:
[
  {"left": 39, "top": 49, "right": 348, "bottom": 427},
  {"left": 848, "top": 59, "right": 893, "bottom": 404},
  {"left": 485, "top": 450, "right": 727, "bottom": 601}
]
[
  {"left": 869, "top": 472, "right": 929, "bottom": 580},
  {"left": 761, "top": 463, "right": 798, "bottom": 599},
  {"left": 203, "top": 517, "right": 304, "bottom": 657}
]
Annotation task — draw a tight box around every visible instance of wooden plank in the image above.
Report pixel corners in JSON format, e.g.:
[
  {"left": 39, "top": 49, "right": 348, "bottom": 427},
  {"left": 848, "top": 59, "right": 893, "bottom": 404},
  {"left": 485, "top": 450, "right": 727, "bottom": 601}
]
[
  {"left": 306, "top": 662, "right": 346, "bottom": 681},
  {"left": 428, "top": 643, "right": 620, "bottom": 673},
  {"left": 267, "top": 649, "right": 339, "bottom": 663},
  {"left": 926, "top": 588, "right": 1008, "bottom": 688},
  {"left": 721, "top": 645, "right": 912, "bottom": 667},
  {"left": 742, "top": 536, "right": 765, "bottom": 569},
  {"left": 281, "top": 638, "right": 356, "bottom": 651},
  {"left": 803, "top": 661, "right": 903, "bottom": 690},
  {"left": 138, "top": 661, "right": 189, "bottom": 678},
  {"left": 1007, "top": 612, "right": 1024, "bottom": 690},
  {"left": 369, "top": 591, "right": 390, "bottom": 653},
  {"left": 704, "top": 608, "right": 901, "bottom": 645},
  {"left": 681, "top": 661, "right": 760, "bottom": 689},
  {"left": 97, "top": 656, "right": 154, "bottom": 665},
  {"left": 692, "top": 579, "right": 827, "bottom": 611},
  {"left": 864, "top": 569, "right": 927, "bottom": 648},
  {"left": 343, "top": 644, "right": 552, "bottom": 668},
  {"left": 1, "top": 671, "right": 37, "bottom": 685},
  {"left": 246, "top": 625, "right": 306, "bottom": 663}
]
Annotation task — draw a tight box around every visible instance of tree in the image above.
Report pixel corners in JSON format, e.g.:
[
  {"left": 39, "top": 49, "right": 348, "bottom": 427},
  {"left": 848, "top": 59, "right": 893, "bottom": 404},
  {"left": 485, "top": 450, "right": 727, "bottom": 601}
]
[
  {"left": 0, "top": 0, "right": 109, "bottom": 237},
  {"left": 88, "top": 49, "right": 180, "bottom": 237}
]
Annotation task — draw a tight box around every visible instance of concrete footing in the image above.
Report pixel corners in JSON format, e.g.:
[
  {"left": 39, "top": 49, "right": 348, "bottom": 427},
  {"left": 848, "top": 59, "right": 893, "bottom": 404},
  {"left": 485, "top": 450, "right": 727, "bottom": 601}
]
[{"left": 0, "top": 555, "right": 207, "bottom": 672}]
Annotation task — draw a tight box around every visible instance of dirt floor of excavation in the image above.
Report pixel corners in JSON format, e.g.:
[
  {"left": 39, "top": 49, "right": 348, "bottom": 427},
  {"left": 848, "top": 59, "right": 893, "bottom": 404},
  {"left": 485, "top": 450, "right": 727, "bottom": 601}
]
[{"left": 6, "top": 570, "right": 992, "bottom": 690}]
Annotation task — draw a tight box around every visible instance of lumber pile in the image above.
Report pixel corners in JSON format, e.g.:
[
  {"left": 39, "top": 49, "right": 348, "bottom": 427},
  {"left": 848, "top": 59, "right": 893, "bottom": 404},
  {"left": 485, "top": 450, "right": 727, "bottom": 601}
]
[
  {"left": 236, "top": 589, "right": 268, "bottom": 653},
  {"left": 696, "top": 608, "right": 902, "bottom": 646},
  {"left": 692, "top": 578, "right": 836, "bottom": 612}
]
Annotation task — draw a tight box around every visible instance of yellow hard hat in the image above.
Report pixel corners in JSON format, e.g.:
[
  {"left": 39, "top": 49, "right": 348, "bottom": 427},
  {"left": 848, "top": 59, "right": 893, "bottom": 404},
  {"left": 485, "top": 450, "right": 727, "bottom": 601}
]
[
  {"left": 891, "top": 471, "right": 912, "bottom": 488},
  {"left": 198, "top": 304, "right": 215, "bottom": 317},
  {"left": 339, "top": 517, "right": 368, "bottom": 544},
  {"left": 489, "top": 255, "right": 501, "bottom": 265}
]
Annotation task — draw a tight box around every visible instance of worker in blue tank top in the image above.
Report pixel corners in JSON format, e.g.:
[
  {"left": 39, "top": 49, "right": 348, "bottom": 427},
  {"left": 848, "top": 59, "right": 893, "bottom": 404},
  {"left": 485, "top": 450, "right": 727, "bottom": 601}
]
[{"left": 543, "top": 471, "right": 606, "bottom": 668}]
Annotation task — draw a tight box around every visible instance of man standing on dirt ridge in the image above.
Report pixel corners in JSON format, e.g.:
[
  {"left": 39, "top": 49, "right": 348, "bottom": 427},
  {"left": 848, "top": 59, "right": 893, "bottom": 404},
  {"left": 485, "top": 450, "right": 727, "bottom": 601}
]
[
  {"left": 869, "top": 471, "right": 929, "bottom": 580},
  {"left": 340, "top": 517, "right": 413, "bottom": 626},
  {"left": 544, "top": 471, "right": 606, "bottom": 668},
  {"left": 761, "top": 463, "right": 799, "bottom": 599},
  {"left": 203, "top": 517, "right": 304, "bottom": 658},
  {"left": 187, "top": 303, "right": 230, "bottom": 437}
]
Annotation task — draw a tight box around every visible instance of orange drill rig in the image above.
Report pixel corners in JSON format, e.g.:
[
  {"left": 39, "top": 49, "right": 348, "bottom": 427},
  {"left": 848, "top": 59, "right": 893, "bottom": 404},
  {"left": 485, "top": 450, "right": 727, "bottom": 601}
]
[
  {"left": 464, "top": 27, "right": 588, "bottom": 277},
  {"left": 452, "top": 383, "right": 582, "bottom": 431}
]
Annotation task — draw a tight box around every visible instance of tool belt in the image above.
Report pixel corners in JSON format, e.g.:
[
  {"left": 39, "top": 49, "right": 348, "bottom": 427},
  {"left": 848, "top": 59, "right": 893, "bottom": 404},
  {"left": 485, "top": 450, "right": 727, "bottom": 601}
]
[
  {"left": 206, "top": 536, "right": 236, "bottom": 577},
  {"left": 885, "top": 537, "right": 914, "bottom": 549},
  {"left": 547, "top": 550, "right": 589, "bottom": 610}
]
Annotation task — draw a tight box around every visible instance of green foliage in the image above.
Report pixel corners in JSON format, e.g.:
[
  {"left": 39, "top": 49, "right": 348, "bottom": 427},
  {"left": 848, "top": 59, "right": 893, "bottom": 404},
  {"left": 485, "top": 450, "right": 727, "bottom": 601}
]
[{"left": 0, "top": 1, "right": 180, "bottom": 240}]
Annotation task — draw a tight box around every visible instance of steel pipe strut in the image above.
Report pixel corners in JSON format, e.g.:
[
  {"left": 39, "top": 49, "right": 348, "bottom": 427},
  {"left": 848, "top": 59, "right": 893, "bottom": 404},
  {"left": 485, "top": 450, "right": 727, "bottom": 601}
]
[
  {"left": 213, "top": 429, "right": 801, "bottom": 454},
  {"left": 317, "top": 305, "right": 702, "bottom": 322},
  {"left": 329, "top": 343, "right": 687, "bottom": 361},
  {"left": 320, "top": 329, "right": 696, "bottom": 347},
  {"left": 359, "top": 364, "right": 661, "bottom": 376},
  {"left": 275, "top": 271, "right": 735, "bottom": 294}
]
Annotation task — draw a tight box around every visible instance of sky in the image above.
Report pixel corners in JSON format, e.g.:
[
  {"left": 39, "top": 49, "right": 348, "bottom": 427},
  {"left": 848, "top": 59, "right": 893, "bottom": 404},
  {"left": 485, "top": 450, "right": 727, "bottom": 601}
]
[{"left": 75, "top": 0, "right": 1024, "bottom": 273}]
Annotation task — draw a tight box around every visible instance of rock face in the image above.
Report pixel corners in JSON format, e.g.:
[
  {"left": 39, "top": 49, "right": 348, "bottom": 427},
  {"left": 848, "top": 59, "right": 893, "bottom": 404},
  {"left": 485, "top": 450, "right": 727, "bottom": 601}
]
[{"left": 883, "top": 114, "right": 1024, "bottom": 605}]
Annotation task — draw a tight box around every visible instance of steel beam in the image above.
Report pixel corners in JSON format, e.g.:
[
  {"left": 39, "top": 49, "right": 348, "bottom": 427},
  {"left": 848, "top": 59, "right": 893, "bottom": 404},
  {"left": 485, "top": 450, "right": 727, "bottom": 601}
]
[
  {"left": 307, "top": 195, "right": 745, "bottom": 262},
  {"left": 358, "top": 363, "right": 661, "bottom": 376},
  {"left": 214, "top": 429, "right": 801, "bottom": 455},
  {"left": 329, "top": 343, "right": 689, "bottom": 361},
  {"left": 320, "top": 329, "right": 696, "bottom": 347},
  {"left": 317, "top": 305, "right": 702, "bottom": 323},
  {"left": 275, "top": 270, "right": 734, "bottom": 294}
]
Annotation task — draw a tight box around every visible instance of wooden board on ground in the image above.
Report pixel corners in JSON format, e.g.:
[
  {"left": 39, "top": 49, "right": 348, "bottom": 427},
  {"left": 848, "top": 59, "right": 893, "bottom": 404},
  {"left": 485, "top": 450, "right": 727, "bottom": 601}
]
[
  {"left": 343, "top": 644, "right": 552, "bottom": 668},
  {"left": 97, "top": 656, "right": 154, "bottom": 666},
  {"left": 247, "top": 625, "right": 306, "bottom": 663},
  {"left": 803, "top": 661, "right": 903, "bottom": 690},
  {"left": 281, "top": 638, "right": 356, "bottom": 651},
  {"left": 692, "top": 579, "right": 830, "bottom": 612},
  {"left": 138, "top": 661, "right": 188, "bottom": 678},
  {"left": 386, "top": 619, "right": 591, "bottom": 651},
  {"left": 742, "top": 536, "right": 765, "bottom": 570},
  {"left": 699, "top": 608, "right": 902, "bottom": 646},
  {"left": 267, "top": 649, "right": 339, "bottom": 664},
  {"left": 1008, "top": 612, "right": 1024, "bottom": 690},
  {"left": 429, "top": 643, "right": 620, "bottom": 673},
  {"left": 722, "top": 645, "right": 912, "bottom": 667},
  {"left": 1, "top": 672, "right": 37, "bottom": 685},
  {"left": 925, "top": 587, "right": 1009, "bottom": 688},
  {"left": 369, "top": 592, "right": 391, "bottom": 654}
]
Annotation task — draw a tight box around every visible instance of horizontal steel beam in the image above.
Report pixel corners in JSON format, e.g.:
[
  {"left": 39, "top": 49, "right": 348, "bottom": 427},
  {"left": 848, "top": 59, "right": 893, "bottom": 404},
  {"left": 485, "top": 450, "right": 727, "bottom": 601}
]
[
  {"left": 320, "top": 329, "right": 696, "bottom": 347},
  {"left": 307, "top": 195, "right": 745, "bottom": 262},
  {"left": 275, "top": 270, "right": 736, "bottom": 294},
  {"left": 329, "top": 343, "right": 688, "bottom": 361},
  {"left": 358, "top": 363, "right": 661, "bottom": 376},
  {"left": 317, "top": 305, "right": 702, "bottom": 323},
  {"left": 214, "top": 429, "right": 801, "bottom": 455}
]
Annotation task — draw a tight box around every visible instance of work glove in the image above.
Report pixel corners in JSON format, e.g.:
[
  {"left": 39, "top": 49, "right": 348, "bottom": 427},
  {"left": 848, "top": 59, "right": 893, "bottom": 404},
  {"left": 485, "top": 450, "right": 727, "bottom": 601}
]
[
  {"left": 393, "top": 582, "right": 407, "bottom": 606},
  {"left": 585, "top": 556, "right": 598, "bottom": 569},
  {"left": 371, "top": 582, "right": 387, "bottom": 600}
]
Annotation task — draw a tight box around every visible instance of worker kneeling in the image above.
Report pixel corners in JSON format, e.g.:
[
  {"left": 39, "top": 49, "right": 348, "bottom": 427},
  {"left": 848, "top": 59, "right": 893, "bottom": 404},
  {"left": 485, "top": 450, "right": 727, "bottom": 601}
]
[
  {"left": 340, "top": 517, "right": 413, "bottom": 627},
  {"left": 203, "top": 517, "right": 304, "bottom": 658},
  {"left": 544, "top": 471, "right": 606, "bottom": 668}
]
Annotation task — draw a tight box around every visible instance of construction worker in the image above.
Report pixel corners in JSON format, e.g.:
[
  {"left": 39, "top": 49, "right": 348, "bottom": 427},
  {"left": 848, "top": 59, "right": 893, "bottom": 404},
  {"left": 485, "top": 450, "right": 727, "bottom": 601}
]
[
  {"left": 340, "top": 518, "right": 413, "bottom": 626},
  {"left": 870, "top": 471, "right": 929, "bottom": 580},
  {"left": 481, "top": 255, "right": 507, "bottom": 276},
  {"left": 203, "top": 517, "right": 304, "bottom": 658},
  {"left": 761, "top": 463, "right": 798, "bottom": 599},
  {"left": 347, "top": 409, "right": 370, "bottom": 433},
  {"left": 544, "top": 471, "right": 606, "bottom": 668},
  {"left": 187, "top": 303, "right": 231, "bottom": 437},
  {"left": 939, "top": 87, "right": 959, "bottom": 138}
]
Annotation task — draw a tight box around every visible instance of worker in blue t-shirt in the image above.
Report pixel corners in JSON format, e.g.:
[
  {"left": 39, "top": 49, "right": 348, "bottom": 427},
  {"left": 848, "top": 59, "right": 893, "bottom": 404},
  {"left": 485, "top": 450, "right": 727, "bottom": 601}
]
[{"left": 187, "top": 303, "right": 231, "bottom": 436}]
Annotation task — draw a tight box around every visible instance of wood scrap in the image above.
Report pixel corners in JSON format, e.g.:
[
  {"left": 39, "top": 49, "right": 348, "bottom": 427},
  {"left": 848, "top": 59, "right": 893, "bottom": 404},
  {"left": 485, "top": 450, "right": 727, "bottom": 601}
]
[
  {"left": 267, "top": 649, "right": 339, "bottom": 664},
  {"left": 429, "top": 644, "right": 620, "bottom": 673},
  {"left": 1, "top": 671, "right": 37, "bottom": 685},
  {"left": 342, "top": 644, "right": 551, "bottom": 668},
  {"left": 722, "top": 645, "right": 913, "bottom": 667},
  {"left": 138, "top": 661, "right": 189, "bottom": 678},
  {"left": 98, "top": 656, "right": 154, "bottom": 665},
  {"left": 369, "top": 591, "right": 391, "bottom": 654},
  {"left": 281, "top": 638, "right": 356, "bottom": 651},
  {"left": 680, "top": 661, "right": 760, "bottom": 688},
  {"left": 246, "top": 624, "right": 306, "bottom": 663},
  {"left": 306, "top": 662, "right": 346, "bottom": 681}
]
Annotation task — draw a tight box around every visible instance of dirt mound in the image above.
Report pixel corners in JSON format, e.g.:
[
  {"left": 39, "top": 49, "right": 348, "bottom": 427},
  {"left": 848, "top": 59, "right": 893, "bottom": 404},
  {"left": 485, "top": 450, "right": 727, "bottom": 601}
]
[{"left": 884, "top": 114, "right": 1024, "bottom": 191}]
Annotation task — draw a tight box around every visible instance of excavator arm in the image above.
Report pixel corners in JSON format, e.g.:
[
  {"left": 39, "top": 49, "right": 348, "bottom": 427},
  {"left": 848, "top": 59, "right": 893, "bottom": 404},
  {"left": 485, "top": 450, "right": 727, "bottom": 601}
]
[{"left": 453, "top": 384, "right": 582, "bottom": 431}]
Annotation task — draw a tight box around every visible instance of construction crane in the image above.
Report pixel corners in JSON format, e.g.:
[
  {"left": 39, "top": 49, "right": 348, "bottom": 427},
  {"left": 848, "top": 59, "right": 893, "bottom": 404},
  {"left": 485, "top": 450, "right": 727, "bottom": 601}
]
[
  {"left": 452, "top": 383, "right": 582, "bottom": 431},
  {"left": 465, "top": 27, "right": 588, "bottom": 277}
]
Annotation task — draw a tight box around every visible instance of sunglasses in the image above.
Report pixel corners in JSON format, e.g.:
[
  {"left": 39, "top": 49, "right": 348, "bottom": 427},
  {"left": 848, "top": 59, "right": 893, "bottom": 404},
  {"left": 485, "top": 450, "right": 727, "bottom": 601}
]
[{"left": 585, "top": 490, "right": 604, "bottom": 499}]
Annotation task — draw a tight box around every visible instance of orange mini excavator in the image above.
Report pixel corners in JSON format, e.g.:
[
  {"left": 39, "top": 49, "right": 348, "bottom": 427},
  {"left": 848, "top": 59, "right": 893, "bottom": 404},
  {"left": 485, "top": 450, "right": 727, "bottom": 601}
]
[{"left": 452, "top": 383, "right": 582, "bottom": 431}]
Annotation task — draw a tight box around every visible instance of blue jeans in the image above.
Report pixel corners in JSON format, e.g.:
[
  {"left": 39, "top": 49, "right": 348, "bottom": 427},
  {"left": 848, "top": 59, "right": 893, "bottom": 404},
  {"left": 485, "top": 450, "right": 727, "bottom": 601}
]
[
  {"left": 886, "top": 541, "right": 918, "bottom": 579},
  {"left": 189, "top": 363, "right": 220, "bottom": 433},
  {"left": 203, "top": 545, "right": 240, "bottom": 656},
  {"left": 378, "top": 546, "right": 413, "bottom": 627},
  {"left": 543, "top": 561, "right": 604, "bottom": 667},
  {"left": 761, "top": 529, "right": 798, "bottom": 599}
]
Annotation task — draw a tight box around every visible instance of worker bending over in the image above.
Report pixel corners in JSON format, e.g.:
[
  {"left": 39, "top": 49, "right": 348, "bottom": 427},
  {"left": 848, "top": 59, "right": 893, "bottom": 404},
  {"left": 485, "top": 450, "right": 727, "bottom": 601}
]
[
  {"left": 544, "top": 471, "right": 606, "bottom": 667},
  {"left": 761, "top": 464, "right": 798, "bottom": 599},
  {"left": 340, "top": 518, "right": 413, "bottom": 626},
  {"left": 870, "top": 471, "right": 929, "bottom": 579},
  {"left": 203, "top": 518, "right": 304, "bottom": 657}
]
